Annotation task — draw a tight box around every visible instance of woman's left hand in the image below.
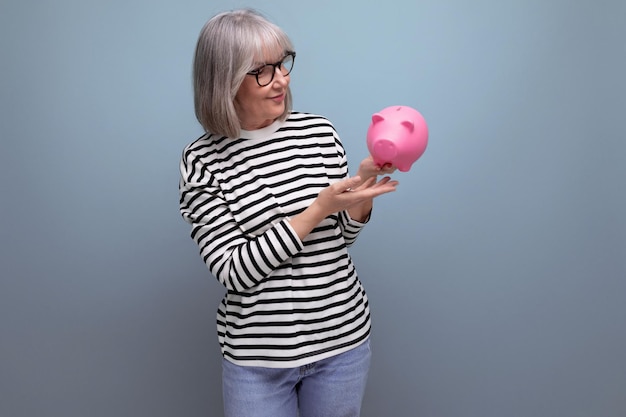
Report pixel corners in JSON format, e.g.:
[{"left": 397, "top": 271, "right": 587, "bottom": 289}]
[
  {"left": 356, "top": 155, "right": 397, "bottom": 184},
  {"left": 344, "top": 156, "right": 397, "bottom": 222}
]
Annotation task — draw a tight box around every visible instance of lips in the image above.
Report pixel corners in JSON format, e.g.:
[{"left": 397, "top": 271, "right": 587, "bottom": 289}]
[{"left": 269, "top": 93, "right": 285, "bottom": 102}]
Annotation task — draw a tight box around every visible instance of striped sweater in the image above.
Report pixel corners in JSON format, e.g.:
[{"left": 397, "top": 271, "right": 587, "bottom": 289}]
[{"left": 179, "top": 112, "right": 371, "bottom": 368}]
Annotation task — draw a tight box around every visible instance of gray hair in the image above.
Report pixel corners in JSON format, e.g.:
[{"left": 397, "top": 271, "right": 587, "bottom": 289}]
[{"left": 193, "top": 9, "right": 295, "bottom": 137}]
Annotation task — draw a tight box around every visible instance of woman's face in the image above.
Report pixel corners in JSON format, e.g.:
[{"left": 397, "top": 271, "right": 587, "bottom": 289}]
[{"left": 234, "top": 50, "right": 290, "bottom": 131}]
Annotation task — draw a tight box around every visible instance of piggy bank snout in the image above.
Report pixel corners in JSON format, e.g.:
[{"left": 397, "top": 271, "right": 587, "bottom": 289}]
[{"left": 372, "top": 139, "right": 398, "bottom": 161}]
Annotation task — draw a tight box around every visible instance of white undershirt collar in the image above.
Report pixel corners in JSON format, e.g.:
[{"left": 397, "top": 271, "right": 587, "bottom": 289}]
[{"left": 240, "top": 119, "right": 286, "bottom": 140}]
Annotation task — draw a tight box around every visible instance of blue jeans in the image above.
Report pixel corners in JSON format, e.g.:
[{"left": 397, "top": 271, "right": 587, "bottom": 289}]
[{"left": 222, "top": 340, "right": 371, "bottom": 417}]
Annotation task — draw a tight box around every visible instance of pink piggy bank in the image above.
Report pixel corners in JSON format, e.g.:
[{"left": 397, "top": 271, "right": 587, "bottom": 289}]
[{"left": 366, "top": 105, "right": 429, "bottom": 172}]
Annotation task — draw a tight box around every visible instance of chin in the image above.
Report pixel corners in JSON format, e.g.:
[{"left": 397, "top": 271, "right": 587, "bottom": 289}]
[{"left": 270, "top": 107, "right": 285, "bottom": 119}]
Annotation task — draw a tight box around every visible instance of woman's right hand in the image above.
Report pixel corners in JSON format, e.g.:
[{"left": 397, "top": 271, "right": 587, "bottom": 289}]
[
  {"left": 314, "top": 175, "right": 398, "bottom": 217},
  {"left": 289, "top": 176, "right": 399, "bottom": 240}
]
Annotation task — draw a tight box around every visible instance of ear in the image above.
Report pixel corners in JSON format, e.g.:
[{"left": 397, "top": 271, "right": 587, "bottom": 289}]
[
  {"left": 401, "top": 120, "right": 415, "bottom": 132},
  {"left": 372, "top": 114, "right": 385, "bottom": 124}
]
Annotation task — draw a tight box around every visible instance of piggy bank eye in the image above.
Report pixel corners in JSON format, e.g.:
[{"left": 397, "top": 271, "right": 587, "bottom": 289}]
[{"left": 401, "top": 120, "right": 415, "bottom": 132}]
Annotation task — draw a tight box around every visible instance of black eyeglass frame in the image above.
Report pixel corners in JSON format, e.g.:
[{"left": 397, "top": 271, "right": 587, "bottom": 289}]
[{"left": 246, "top": 51, "right": 296, "bottom": 87}]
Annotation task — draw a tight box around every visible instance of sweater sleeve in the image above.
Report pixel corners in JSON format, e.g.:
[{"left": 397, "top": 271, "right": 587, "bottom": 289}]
[
  {"left": 179, "top": 151, "right": 304, "bottom": 293},
  {"left": 332, "top": 128, "right": 370, "bottom": 247}
]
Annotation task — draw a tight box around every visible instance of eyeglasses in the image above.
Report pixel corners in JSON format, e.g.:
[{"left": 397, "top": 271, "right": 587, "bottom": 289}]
[{"left": 246, "top": 51, "right": 296, "bottom": 87}]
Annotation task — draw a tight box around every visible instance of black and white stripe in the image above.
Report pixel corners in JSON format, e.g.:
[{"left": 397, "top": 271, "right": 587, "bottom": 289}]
[{"left": 179, "top": 112, "right": 371, "bottom": 367}]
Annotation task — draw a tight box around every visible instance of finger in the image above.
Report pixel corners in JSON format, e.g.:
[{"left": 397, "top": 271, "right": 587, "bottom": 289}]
[
  {"left": 379, "top": 164, "right": 396, "bottom": 174},
  {"left": 370, "top": 176, "right": 395, "bottom": 188},
  {"left": 369, "top": 178, "right": 399, "bottom": 193},
  {"left": 352, "top": 176, "right": 377, "bottom": 192},
  {"left": 348, "top": 179, "right": 398, "bottom": 200}
]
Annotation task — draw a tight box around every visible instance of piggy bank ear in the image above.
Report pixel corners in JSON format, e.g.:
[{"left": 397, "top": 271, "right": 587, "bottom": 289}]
[
  {"left": 372, "top": 114, "right": 385, "bottom": 124},
  {"left": 401, "top": 120, "right": 415, "bottom": 132}
]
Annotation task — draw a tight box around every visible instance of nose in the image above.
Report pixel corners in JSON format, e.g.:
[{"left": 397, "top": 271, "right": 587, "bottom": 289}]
[{"left": 272, "top": 66, "right": 289, "bottom": 87}]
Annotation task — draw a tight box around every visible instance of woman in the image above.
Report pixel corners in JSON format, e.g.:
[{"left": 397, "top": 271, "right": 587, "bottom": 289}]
[{"left": 179, "top": 8, "right": 398, "bottom": 417}]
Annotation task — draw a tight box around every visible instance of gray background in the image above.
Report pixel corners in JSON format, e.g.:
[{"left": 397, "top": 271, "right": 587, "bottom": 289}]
[{"left": 1, "top": 0, "right": 624, "bottom": 416}]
